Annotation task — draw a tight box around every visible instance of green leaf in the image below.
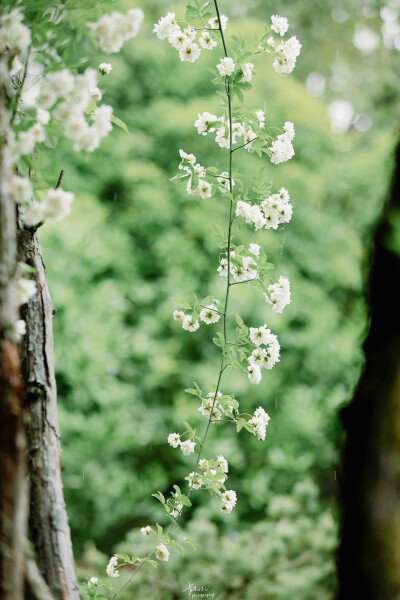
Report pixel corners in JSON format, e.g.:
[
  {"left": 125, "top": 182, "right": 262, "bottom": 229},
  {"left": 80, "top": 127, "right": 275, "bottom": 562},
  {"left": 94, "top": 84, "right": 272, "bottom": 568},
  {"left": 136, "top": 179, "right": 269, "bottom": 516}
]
[
  {"left": 180, "top": 494, "right": 192, "bottom": 507},
  {"left": 110, "top": 114, "right": 129, "bottom": 133},
  {"left": 144, "top": 559, "right": 158, "bottom": 569},
  {"left": 184, "top": 538, "right": 197, "bottom": 551},
  {"left": 173, "top": 297, "right": 192, "bottom": 309},
  {"left": 185, "top": 388, "right": 201, "bottom": 397}
]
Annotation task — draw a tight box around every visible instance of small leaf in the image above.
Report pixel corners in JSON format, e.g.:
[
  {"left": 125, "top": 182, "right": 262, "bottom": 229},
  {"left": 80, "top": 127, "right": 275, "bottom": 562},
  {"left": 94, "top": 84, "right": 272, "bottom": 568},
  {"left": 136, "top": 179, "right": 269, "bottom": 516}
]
[{"left": 110, "top": 114, "right": 129, "bottom": 133}]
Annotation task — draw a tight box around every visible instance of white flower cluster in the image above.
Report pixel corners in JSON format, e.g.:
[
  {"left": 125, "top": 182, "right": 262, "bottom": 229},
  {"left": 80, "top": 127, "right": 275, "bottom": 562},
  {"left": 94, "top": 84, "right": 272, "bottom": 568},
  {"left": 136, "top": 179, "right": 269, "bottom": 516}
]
[
  {"left": 36, "top": 68, "right": 113, "bottom": 153},
  {"left": 198, "top": 391, "right": 238, "bottom": 421},
  {"left": 178, "top": 149, "right": 212, "bottom": 198},
  {"left": 270, "top": 121, "right": 295, "bottom": 164},
  {"left": 220, "top": 490, "right": 237, "bottom": 514},
  {"left": 218, "top": 245, "right": 259, "bottom": 282},
  {"left": 0, "top": 8, "right": 31, "bottom": 52},
  {"left": 194, "top": 112, "right": 257, "bottom": 151},
  {"left": 248, "top": 407, "right": 271, "bottom": 441},
  {"left": 87, "top": 577, "right": 98, "bottom": 588},
  {"left": 141, "top": 525, "right": 152, "bottom": 535},
  {"left": 17, "top": 188, "right": 74, "bottom": 229},
  {"left": 185, "top": 456, "right": 235, "bottom": 513},
  {"left": 167, "top": 433, "right": 196, "bottom": 456},
  {"left": 236, "top": 186, "right": 293, "bottom": 231},
  {"left": 265, "top": 16, "right": 302, "bottom": 74},
  {"left": 173, "top": 300, "right": 220, "bottom": 333},
  {"left": 153, "top": 12, "right": 228, "bottom": 62},
  {"left": 264, "top": 276, "right": 291, "bottom": 313},
  {"left": 247, "top": 325, "right": 280, "bottom": 384},
  {"left": 173, "top": 310, "right": 199, "bottom": 332},
  {"left": 89, "top": 8, "right": 144, "bottom": 53},
  {"left": 106, "top": 556, "right": 119, "bottom": 578}
]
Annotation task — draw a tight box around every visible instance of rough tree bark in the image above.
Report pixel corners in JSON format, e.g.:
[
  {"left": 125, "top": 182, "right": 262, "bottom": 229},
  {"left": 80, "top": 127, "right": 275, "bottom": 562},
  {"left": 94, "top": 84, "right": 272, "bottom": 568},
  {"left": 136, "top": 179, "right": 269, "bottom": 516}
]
[
  {"left": 338, "top": 142, "right": 400, "bottom": 599},
  {"left": 18, "top": 227, "right": 80, "bottom": 600},
  {"left": 0, "top": 62, "right": 27, "bottom": 600}
]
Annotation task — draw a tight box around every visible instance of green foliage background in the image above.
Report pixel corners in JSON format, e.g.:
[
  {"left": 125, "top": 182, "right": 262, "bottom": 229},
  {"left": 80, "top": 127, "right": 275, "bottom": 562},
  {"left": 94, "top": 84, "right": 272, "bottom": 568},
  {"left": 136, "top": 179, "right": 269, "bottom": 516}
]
[{"left": 25, "top": 0, "right": 399, "bottom": 597}]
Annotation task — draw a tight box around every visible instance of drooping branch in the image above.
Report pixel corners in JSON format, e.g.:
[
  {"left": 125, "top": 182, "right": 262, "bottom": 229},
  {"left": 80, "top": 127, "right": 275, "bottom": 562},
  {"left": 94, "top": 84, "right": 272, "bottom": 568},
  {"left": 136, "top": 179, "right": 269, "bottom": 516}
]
[
  {"left": 337, "top": 142, "right": 400, "bottom": 598},
  {"left": 0, "top": 58, "right": 27, "bottom": 600},
  {"left": 18, "top": 227, "right": 80, "bottom": 600}
]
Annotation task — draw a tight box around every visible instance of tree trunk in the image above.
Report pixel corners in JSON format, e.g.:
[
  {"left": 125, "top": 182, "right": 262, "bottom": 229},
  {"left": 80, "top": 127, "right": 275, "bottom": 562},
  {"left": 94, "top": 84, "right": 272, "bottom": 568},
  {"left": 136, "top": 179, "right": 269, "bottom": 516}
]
[
  {"left": 18, "top": 228, "right": 80, "bottom": 600},
  {"left": 337, "top": 142, "right": 400, "bottom": 598},
  {"left": 0, "top": 64, "right": 27, "bottom": 600}
]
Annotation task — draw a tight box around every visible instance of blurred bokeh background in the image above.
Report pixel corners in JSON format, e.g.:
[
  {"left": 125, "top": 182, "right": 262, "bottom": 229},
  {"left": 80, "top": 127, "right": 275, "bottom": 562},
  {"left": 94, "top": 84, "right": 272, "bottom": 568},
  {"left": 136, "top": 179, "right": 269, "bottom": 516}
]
[{"left": 34, "top": 0, "right": 399, "bottom": 597}]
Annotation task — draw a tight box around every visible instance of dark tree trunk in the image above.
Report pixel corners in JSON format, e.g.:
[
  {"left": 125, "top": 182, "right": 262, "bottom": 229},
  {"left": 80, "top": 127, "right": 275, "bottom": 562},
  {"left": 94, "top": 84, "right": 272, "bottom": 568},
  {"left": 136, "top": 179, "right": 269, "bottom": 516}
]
[
  {"left": 338, "top": 142, "right": 400, "bottom": 598},
  {"left": 18, "top": 228, "right": 80, "bottom": 600},
  {"left": 0, "top": 67, "right": 27, "bottom": 600}
]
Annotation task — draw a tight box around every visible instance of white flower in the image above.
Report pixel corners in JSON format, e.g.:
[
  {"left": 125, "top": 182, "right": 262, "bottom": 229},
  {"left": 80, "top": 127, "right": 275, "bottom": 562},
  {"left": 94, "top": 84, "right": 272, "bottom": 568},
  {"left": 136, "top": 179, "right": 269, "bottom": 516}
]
[
  {"left": 273, "top": 36, "right": 302, "bottom": 74},
  {"left": 240, "top": 62, "right": 254, "bottom": 83},
  {"left": 194, "top": 112, "right": 218, "bottom": 135},
  {"left": 43, "top": 188, "right": 74, "bottom": 222},
  {"left": 199, "top": 304, "right": 220, "bottom": 324},
  {"left": 249, "top": 243, "right": 260, "bottom": 257},
  {"left": 186, "top": 471, "right": 204, "bottom": 490},
  {"left": 90, "top": 87, "right": 102, "bottom": 102},
  {"left": 106, "top": 556, "right": 119, "bottom": 578},
  {"left": 269, "top": 135, "right": 294, "bottom": 164},
  {"left": 180, "top": 440, "right": 196, "bottom": 456},
  {"left": 19, "top": 202, "right": 46, "bottom": 228},
  {"left": 250, "top": 325, "right": 273, "bottom": 346},
  {"left": 14, "top": 319, "right": 26, "bottom": 341},
  {"left": 88, "top": 577, "right": 98, "bottom": 588},
  {"left": 215, "top": 126, "right": 230, "bottom": 149},
  {"left": 217, "top": 172, "right": 234, "bottom": 194},
  {"left": 0, "top": 9, "right": 31, "bottom": 52},
  {"left": 261, "top": 187, "right": 293, "bottom": 229},
  {"left": 173, "top": 310, "right": 185, "bottom": 323},
  {"left": 264, "top": 276, "right": 291, "bottom": 313},
  {"left": 248, "top": 364, "right": 262, "bottom": 385},
  {"left": 179, "top": 43, "right": 201, "bottom": 63},
  {"left": 179, "top": 149, "right": 196, "bottom": 167},
  {"left": 217, "top": 57, "right": 235, "bottom": 77},
  {"left": 99, "top": 62, "right": 112, "bottom": 74},
  {"left": 217, "top": 455, "right": 228, "bottom": 473},
  {"left": 153, "top": 12, "right": 178, "bottom": 40},
  {"left": 90, "top": 9, "right": 143, "bottom": 53},
  {"left": 11, "top": 176, "right": 32, "bottom": 204},
  {"left": 17, "top": 277, "right": 36, "bottom": 306},
  {"left": 156, "top": 544, "right": 170, "bottom": 562},
  {"left": 168, "top": 28, "right": 189, "bottom": 51},
  {"left": 182, "top": 315, "right": 200, "bottom": 332},
  {"left": 283, "top": 121, "right": 295, "bottom": 140},
  {"left": 208, "top": 15, "right": 228, "bottom": 31},
  {"left": 199, "top": 31, "right": 217, "bottom": 49},
  {"left": 243, "top": 127, "right": 257, "bottom": 151},
  {"left": 198, "top": 180, "right": 212, "bottom": 199},
  {"left": 221, "top": 490, "right": 237, "bottom": 513},
  {"left": 168, "top": 433, "right": 181, "bottom": 448},
  {"left": 198, "top": 392, "right": 222, "bottom": 421},
  {"left": 36, "top": 108, "right": 51, "bottom": 125},
  {"left": 46, "top": 69, "right": 75, "bottom": 96},
  {"left": 271, "top": 15, "right": 289, "bottom": 36},
  {"left": 171, "top": 502, "right": 183, "bottom": 518},
  {"left": 249, "top": 407, "right": 271, "bottom": 440},
  {"left": 17, "top": 129, "right": 36, "bottom": 156},
  {"left": 255, "top": 110, "right": 265, "bottom": 128},
  {"left": 140, "top": 525, "right": 152, "bottom": 535}
]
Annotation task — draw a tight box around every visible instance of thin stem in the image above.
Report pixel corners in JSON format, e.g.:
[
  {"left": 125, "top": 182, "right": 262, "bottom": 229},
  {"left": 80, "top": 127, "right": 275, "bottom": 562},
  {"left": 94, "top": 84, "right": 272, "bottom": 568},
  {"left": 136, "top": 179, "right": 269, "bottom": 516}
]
[
  {"left": 232, "top": 136, "right": 259, "bottom": 152},
  {"left": 114, "top": 4, "right": 235, "bottom": 596},
  {"left": 55, "top": 170, "right": 64, "bottom": 189}
]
